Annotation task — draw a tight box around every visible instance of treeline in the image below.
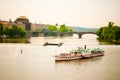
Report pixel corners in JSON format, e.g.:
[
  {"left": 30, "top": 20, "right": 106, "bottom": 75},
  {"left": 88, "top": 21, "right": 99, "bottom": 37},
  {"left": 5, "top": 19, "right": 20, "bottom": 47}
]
[
  {"left": 36, "top": 24, "right": 73, "bottom": 36},
  {"left": 96, "top": 22, "right": 120, "bottom": 44},
  {"left": 0, "top": 23, "right": 26, "bottom": 37}
]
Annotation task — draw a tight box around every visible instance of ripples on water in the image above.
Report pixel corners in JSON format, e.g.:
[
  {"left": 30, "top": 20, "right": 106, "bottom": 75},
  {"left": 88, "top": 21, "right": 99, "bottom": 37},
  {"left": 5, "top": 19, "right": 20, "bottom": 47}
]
[{"left": 0, "top": 34, "right": 120, "bottom": 80}]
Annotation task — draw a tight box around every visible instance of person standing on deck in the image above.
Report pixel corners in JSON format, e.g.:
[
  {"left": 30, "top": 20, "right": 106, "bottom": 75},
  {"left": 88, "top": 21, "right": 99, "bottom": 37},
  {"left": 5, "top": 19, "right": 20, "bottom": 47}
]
[{"left": 84, "top": 45, "right": 87, "bottom": 49}]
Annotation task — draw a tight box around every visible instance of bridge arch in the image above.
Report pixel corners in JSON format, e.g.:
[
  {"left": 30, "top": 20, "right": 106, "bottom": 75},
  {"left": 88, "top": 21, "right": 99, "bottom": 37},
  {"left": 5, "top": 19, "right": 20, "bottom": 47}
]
[{"left": 73, "top": 32, "right": 96, "bottom": 38}]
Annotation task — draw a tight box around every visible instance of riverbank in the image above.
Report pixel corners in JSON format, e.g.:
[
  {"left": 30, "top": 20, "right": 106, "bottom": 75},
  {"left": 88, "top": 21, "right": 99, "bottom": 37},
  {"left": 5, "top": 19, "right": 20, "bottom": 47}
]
[
  {"left": 97, "top": 38, "right": 120, "bottom": 45},
  {"left": 0, "top": 37, "right": 30, "bottom": 43}
]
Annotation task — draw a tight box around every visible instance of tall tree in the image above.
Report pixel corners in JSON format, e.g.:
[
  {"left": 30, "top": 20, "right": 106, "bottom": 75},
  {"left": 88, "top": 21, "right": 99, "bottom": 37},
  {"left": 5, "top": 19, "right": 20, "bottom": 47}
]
[
  {"left": 0, "top": 23, "right": 3, "bottom": 35},
  {"left": 59, "top": 24, "right": 69, "bottom": 32},
  {"left": 4, "top": 25, "right": 26, "bottom": 37},
  {"left": 97, "top": 22, "right": 120, "bottom": 44},
  {"left": 108, "top": 22, "right": 114, "bottom": 28},
  {"left": 48, "top": 25, "right": 57, "bottom": 32}
]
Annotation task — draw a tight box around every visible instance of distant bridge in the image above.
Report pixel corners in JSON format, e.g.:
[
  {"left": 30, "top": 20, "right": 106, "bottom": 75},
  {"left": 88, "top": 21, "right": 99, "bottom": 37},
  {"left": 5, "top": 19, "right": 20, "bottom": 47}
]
[
  {"left": 73, "top": 31, "right": 96, "bottom": 38},
  {"left": 73, "top": 31, "right": 96, "bottom": 34},
  {"left": 32, "top": 31, "right": 96, "bottom": 37}
]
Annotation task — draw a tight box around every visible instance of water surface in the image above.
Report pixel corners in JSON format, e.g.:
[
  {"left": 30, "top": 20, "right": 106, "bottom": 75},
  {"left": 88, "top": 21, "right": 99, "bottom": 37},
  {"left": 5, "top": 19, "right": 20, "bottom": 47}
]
[{"left": 0, "top": 34, "right": 120, "bottom": 80}]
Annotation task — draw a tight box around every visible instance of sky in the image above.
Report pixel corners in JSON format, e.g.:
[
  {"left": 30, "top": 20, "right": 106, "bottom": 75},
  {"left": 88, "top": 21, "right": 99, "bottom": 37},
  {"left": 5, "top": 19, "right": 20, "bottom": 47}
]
[{"left": 0, "top": 0, "right": 120, "bottom": 28}]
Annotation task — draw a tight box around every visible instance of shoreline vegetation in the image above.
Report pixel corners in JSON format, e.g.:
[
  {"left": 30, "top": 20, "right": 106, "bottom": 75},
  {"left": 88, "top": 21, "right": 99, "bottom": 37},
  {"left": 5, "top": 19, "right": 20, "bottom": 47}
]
[
  {"left": 0, "top": 23, "right": 73, "bottom": 43},
  {"left": 0, "top": 37, "right": 30, "bottom": 43},
  {"left": 96, "top": 22, "right": 120, "bottom": 44},
  {"left": 1, "top": 21, "right": 120, "bottom": 44}
]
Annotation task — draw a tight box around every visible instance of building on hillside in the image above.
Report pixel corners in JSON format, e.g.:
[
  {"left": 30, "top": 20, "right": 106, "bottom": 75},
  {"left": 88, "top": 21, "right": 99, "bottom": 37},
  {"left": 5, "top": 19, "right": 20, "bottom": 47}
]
[
  {"left": 31, "top": 23, "right": 49, "bottom": 32},
  {"left": 0, "top": 21, "right": 9, "bottom": 25},
  {"left": 0, "top": 20, "right": 10, "bottom": 36},
  {"left": 15, "top": 16, "right": 29, "bottom": 24},
  {"left": 0, "top": 21, "right": 9, "bottom": 29},
  {"left": 14, "top": 16, "right": 31, "bottom": 31}
]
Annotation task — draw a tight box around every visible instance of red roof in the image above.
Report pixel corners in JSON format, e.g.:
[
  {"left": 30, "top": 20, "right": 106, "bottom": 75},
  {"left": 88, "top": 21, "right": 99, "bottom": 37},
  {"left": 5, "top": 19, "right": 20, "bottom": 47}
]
[{"left": 1, "top": 21, "right": 9, "bottom": 25}]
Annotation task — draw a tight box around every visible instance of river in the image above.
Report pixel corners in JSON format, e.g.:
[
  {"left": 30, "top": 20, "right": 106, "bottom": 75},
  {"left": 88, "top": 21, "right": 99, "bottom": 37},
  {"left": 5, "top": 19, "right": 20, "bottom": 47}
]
[{"left": 0, "top": 34, "right": 120, "bottom": 80}]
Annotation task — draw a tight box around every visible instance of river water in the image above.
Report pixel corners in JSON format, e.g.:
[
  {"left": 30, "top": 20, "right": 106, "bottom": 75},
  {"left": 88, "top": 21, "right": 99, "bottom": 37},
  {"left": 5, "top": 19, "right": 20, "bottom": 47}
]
[{"left": 0, "top": 34, "right": 120, "bottom": 80}]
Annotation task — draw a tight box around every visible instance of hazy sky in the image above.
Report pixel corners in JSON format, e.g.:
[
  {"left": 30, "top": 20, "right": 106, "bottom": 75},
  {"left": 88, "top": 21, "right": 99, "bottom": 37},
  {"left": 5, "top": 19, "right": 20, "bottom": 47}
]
[{"left": 0, "top": 0, "right": 120, "bottom": 27}]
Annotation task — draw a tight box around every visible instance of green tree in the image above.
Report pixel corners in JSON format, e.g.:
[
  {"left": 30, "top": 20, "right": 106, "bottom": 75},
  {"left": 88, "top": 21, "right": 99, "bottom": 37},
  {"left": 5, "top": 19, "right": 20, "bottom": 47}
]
[
  {"left": 59, "top": 24, "right": 69, "bottom": 32},
  {"left": 48, "top": 25, "right": 57, "bottom": 36},
  {"left": 48, "top": 25, "right": 57, "bottom": 32},
  {"left": 4, "top": 25, "right": 26, "bottom": 37},
  {"left": 111, "top": 26, "right": 120, "bottom": 41},
  {"left": 96, "top": 27, "right": 104, "bottom": 39},
  {"left": 108, "top": 22, "right": 114, "bottom": 28},
  {"left": 68, "top": 28, "right": 73, "bottom": 33},
  {"left": 97, "top": 22, "right": 120, "bottom": 44},
  {"left": 0, "top": 23, "right": 3, "bottom": 35}
]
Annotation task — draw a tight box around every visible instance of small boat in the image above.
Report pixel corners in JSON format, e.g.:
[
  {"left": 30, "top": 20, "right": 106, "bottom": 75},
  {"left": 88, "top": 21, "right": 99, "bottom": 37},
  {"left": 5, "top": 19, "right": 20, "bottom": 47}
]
[
  {"left": 43, "top": 42, "right": 63, "bottom": 47},
  {"left": 54, "top": 47, "right": 105, "bottom": 61}
]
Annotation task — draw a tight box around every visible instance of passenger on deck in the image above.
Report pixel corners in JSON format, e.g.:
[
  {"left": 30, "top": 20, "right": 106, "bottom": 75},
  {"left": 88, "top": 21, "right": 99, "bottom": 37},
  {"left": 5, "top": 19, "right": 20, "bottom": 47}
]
[{"left": 84, "top": 45, "right": 87, "bottom": 49}]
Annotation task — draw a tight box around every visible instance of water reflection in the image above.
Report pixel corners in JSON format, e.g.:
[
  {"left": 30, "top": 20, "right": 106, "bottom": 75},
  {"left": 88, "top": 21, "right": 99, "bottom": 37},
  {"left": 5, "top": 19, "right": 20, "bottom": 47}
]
[
  {"left": 0, "top": 37, "right": 30, "bottom": 43},
  {"left": 0, "top": 34, "right": 120, "bottom": 80}
]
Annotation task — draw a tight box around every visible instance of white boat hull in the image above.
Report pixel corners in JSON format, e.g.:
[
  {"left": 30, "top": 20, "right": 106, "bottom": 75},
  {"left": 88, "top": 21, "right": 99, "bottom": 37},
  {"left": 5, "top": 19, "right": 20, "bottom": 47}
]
[{"left": 55, "top": 56, "right": 82, "bottom": 61}]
